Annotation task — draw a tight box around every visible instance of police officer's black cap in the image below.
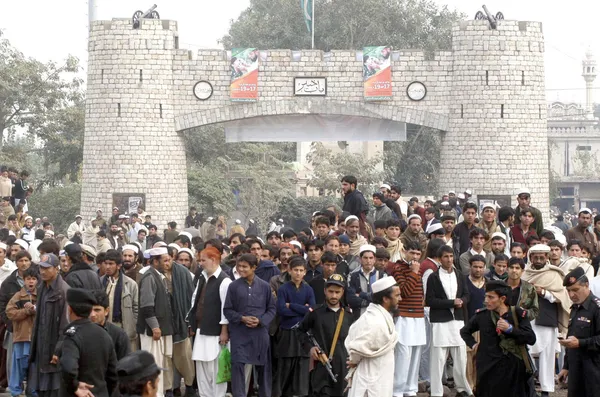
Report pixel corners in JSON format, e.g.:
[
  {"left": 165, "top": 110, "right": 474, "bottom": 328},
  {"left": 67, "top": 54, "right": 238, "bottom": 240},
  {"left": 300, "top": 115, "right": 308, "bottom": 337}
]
[
  {"left": 63, "top": 243, "right": 82, "bottom": 256},
  {"left": 485, "top": 280, "right": 511, "bottom": 297},
  {"left": 66, "top": 288, "right": 97, "bottom": 308},
  {"left": 325, "top": 274, "right": 346, "bottom": 288},
  {"left": 564, "top": 267, "right": 587, "bottom": 287},
  {"left": 117, "top": 350, "right": 165, "bottom": 383}
]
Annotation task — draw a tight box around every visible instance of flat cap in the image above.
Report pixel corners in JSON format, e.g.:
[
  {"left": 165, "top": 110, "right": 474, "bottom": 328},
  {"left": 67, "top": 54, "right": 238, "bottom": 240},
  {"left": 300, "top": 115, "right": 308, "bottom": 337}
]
[{"left": 66, "top": 288, "right": 97, "bottom": 307}]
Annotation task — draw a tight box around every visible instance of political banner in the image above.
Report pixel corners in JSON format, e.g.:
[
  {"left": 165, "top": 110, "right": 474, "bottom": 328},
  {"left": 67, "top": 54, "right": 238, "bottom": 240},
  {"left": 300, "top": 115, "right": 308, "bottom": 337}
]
[
  {"left": 363, "top": 46, "right": 393, "bottom": 100},
  {"left": 230, "top": 48, "right": 259, "bottom": 102}
]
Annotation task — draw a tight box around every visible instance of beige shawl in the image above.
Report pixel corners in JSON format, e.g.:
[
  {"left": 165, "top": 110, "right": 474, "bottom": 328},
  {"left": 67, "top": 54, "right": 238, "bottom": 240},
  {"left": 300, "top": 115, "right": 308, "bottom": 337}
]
[
  {"left": 347, "top": 233, "right": 368, "bottom": 256},
  {"left": 522, "top": 264, "right": 571, "bottom": 334},
  {"left": 385, "top": 237, "right": 405, "bottom": 262}
]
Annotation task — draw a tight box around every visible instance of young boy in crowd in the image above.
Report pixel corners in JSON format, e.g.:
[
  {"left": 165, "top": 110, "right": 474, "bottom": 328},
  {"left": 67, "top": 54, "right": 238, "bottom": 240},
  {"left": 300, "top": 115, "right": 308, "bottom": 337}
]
[
  {"left": 384, "top": 219, "right": 405, "bottom": 262},
  {"left": 6, "top": 266, "right": 38, "bottom": 397}
]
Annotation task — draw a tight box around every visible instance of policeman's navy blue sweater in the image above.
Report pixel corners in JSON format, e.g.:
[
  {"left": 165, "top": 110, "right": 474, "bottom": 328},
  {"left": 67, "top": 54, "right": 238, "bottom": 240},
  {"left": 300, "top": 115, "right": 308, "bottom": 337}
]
[{"left": 276, "top": 281, "right": 316, "bottom": 329}]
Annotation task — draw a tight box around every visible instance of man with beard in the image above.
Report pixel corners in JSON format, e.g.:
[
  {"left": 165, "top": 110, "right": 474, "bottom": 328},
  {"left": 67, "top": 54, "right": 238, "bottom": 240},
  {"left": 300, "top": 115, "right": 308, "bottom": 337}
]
[
  {"left": 63, "top": 244, "right": 103, "bottom": 290},
  {"left": 137, "top": 247, "right": 174, "bottom": 397},
  {"left": 490, "top": 232, "right": 507, "bottom": 260},
  {"left": 122, "top": 245, "right": 142, "bottom": 283},
  {"left": 299, "top": 274, "right": 354, "bottom": 397},
  {"left": 101, "top": 249, "right": 139, "bottom": 352},
  {"left": 345, "top": 277, "right": 398, "bottom": 397},
  {"left": 522, "top": 244, "right": 572, "bottom": 397},
  {"left": 341, "top": 176, "right": 369, "bottom": 239},
  {"left": 90, "top": 289, "right": 131, "bottom": 360},
  {"left": 440, "top": 215, "right": 455, "bottom": 248},
  {"left": 400, "top": 215, "right": 428, "bottom": 261},
  {"left": 460, "top": 280, "right": 537, "bottom": 397},
  {"left": 108, "top": 223, "right": 124, "bottom": 250},
  {"left": 477, "top": 204, "right": 501, "bottom": 253}
]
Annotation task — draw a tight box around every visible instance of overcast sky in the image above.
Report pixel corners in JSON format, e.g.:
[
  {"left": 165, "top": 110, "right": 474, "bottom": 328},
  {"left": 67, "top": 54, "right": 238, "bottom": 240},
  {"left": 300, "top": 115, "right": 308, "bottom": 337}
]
[{"left": 2, "top": 0, "right": 599, "bottom": 103}]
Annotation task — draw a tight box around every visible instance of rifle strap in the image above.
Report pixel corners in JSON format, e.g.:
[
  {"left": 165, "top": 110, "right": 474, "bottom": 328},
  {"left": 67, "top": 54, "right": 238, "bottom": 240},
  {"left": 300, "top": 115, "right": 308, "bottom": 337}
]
[
  {"left": 329, "top": 309, "right": 344, "bottom": 360},
  {"left": 510, "top": 306, "right": 533, "bottom": 374}
]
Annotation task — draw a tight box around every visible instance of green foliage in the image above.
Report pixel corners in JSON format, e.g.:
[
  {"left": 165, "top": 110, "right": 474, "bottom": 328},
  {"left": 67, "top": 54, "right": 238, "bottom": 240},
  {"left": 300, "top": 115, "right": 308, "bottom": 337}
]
[
  {"left": 28, "top": 183, "right": 81, "bottom": 234},
  {"left": 306, "top": 142, "right": 385, "bottom": 194},
  {"left": 221, "top": 0, "right": 464, "bottom": 51},
  {"left": 277, "top": 195, "right": 342, "bottom": 223},
  {"left": 384, "top": 125, "right": 441, "bottom": 194},
  {"left": 571, "top": 149, "right": 600, "bottom": 177},
  {"left": 0, "top": 32, "right": 85, "bottom": 185},
  {"left": 187, "top": 165, "right": 237, "bottom": 216}
]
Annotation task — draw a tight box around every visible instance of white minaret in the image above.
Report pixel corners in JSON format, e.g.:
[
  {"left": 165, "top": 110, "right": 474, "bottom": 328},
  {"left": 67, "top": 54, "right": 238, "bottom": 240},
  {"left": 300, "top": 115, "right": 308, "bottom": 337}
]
[
  {"left": 582, "top": 47, "right": 597, "bottom": 117},
  {"left": 88, "top": 0, "right": 98, "bottom": 28}
]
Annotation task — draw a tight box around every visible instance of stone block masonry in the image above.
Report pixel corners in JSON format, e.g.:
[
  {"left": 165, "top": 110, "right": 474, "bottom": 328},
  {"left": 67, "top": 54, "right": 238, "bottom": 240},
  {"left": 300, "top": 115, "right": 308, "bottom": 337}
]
[{"left": 83, "top": 18, "right": 549, "bottom": 228}]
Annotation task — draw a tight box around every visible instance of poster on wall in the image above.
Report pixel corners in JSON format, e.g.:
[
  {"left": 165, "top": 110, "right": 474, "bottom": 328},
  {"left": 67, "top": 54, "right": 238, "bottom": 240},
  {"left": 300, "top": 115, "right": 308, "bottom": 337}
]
[
  {"left": 363, "top": 46, "right": 393, "bottom": 101},
  {"left": 230, "top": 48, "right": 259, "bottom": 102},
  {"left": 112, "top": 193, "right": 146, "bottom": 216}
]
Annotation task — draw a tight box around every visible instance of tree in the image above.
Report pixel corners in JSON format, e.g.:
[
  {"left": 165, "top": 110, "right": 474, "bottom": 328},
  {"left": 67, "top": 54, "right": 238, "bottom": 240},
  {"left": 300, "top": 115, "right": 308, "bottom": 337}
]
[
  {"left": 306, "top": 142, "right": 385, "bottom": 194},
  {"left": 28, "top": 183, "right": 81, "bottom": 234},
  {"left": 571, "top": 149, "right": 600, "bottom": 177},
  {"left": 384, "top": 125, "right": 441, "bottom": 194},
  {"left": 0, "top": 32, "right": 83, "bottom": 149},
  {"left": 221, "top": 0, "right": 464, "bottom": 51}
]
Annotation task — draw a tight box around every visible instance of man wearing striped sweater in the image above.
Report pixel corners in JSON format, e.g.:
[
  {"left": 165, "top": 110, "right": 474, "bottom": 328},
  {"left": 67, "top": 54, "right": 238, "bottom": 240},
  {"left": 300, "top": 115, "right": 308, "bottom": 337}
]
[{"left": 392, "top": 240, "right": 426, "bottom": 397}]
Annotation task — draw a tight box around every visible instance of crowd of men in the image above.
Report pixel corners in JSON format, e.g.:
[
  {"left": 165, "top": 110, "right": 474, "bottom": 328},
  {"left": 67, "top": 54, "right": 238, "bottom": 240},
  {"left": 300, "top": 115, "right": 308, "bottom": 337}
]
[{"left": 0, "top": 173, "right": 600, "bottom": 397}]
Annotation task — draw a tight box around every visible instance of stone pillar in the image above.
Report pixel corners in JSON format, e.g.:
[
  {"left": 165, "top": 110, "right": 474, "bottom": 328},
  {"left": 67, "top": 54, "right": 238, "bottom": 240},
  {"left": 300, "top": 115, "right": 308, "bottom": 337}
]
[
  {"left": 82, "top": 19, "right": 188, "bottom": 229},
  {"left": 440, "top": 20, "right": 549, "bottom": 219}
]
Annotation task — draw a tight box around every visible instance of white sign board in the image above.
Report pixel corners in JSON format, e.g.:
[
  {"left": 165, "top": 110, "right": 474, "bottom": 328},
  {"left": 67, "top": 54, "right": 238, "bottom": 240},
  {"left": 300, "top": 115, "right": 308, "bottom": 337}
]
[{"left": 294, "top": 77, "right": 327, "bottom": 96}]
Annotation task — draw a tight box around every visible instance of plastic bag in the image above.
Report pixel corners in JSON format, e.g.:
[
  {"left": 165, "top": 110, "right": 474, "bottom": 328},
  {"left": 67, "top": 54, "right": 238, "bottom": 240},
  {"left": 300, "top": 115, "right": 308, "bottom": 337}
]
[{"left": 216, "top": 345, "right": 231, "bottom": 384}]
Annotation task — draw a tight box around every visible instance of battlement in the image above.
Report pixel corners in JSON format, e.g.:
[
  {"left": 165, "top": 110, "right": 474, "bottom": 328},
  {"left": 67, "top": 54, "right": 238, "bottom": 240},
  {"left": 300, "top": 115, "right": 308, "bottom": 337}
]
[{"left": 455, "top": 20, "right": 543, "bottom": 33}]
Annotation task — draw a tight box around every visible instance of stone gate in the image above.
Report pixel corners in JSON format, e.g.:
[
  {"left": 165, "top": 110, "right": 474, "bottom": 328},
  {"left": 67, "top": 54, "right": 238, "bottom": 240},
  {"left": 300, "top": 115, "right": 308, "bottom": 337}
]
[{"left": 83, "top": 17, "right": 548, "bottom": 226}]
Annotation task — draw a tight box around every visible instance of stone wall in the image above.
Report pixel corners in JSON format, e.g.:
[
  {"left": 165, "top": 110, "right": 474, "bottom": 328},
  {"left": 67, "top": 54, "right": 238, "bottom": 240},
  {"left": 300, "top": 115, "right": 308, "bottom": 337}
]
[{"left": 83, "top": 18, "right": 549, "bottom": 227}]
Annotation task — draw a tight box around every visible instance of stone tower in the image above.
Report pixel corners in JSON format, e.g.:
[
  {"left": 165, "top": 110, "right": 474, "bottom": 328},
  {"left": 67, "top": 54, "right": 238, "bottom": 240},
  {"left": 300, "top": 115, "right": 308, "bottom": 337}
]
[
  {"left": 439, "top": 21, "right": 549, "bottom": 217},
  {"left": 82, "top": 19, "right": 188, "bottom": 228},
  {"left": 582, "top": 47, "right": 597, "bottom": 117}
]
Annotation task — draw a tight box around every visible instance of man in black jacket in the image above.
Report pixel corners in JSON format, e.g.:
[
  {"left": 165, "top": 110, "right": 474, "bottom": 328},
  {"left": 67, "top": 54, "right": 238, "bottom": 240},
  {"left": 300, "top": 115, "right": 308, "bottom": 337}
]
[
  {"left": 452, "top": 202, "right": 478, "bottom": 267},
  {"left": 63, "top": 244, "right": 103, "bottom": 290},
  {"left": 341, "top": 175, "right": 369, "bottom": 238},
  {"left": 59, "top": 288, "right": 117, "bottom": 397},
  {"left": 426, "top": 245, "right": 472, "bottom": 397}
]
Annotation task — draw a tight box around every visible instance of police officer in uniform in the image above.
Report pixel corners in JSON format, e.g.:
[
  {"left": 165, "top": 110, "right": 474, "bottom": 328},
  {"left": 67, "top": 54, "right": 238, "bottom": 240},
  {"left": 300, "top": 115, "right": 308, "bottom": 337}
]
[
  {"left": 558, "top": 267, "right": 600, "bottom": 397},
  {"left": 298, "top": 274, "right": 354, "bottom": 397},
  {"left": 117, "top": 350, "right": 164, "bottom": 397},
  {"left": 59, "top": 288, "right": 118, "bottom": 397}
]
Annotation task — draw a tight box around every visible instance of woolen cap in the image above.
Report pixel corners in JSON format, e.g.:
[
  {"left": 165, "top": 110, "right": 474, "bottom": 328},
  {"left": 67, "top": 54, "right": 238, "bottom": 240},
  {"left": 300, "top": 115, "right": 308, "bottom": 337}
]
[
  {"left": 338, "top": 235, "right": 350, "bottom": 245},
  {"left": 117, "top": 350, "right": 164, "bottom": 383},
  {"left": 80, "top": 244, "right": 97, "bottom": 259},
  {"left": 64, "top": 243, "right": 82, "bottom": 256}
]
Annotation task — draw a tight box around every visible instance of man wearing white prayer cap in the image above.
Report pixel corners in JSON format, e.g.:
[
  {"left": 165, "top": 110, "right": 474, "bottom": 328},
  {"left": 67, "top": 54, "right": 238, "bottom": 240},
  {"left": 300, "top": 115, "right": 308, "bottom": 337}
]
[
  {"left": 345, "top": 276, "right": 399, "bottom": 397},
  {"left": 230, "top": 219, "right": 245, "bottom": 236},
  {"left": 121, "top": 244, "right": 142, "bottom": 282},
  {"left": 138, "top": 246, "right": 174, "bottom": 397},
  {"left": 347, "top": 244, "right": 387, "bottom": 317},
  {"left": 522, "top": 244, "right": 571, "bottom": 397}
]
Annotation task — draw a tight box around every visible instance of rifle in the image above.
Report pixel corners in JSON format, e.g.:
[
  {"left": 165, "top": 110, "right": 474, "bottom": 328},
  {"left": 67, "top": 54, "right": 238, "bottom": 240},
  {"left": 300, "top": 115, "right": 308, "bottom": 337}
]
[{"left": 306, "top": 331, "right": 337, "bottom": 383}]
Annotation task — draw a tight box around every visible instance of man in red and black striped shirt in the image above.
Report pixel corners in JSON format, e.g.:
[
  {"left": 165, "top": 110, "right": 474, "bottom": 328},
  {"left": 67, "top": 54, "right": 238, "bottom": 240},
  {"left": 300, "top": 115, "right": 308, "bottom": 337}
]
[{"left": 391, "top": 240, "right": 426, "bottom": 397}]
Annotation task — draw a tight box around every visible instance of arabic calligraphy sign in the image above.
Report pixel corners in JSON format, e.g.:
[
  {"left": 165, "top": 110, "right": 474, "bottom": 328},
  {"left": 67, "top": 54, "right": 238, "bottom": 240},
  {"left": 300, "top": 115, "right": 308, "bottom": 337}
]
[{"left": 294, "top": 77, "right": 327, "bottom": 96}]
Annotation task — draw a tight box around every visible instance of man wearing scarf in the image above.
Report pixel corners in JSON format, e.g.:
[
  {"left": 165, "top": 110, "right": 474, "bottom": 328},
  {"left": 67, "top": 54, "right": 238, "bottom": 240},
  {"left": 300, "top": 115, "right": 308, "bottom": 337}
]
[
  {"left": 344, "top": 216, "right": 367, "bottom": 257},
  {"left": 100, "top": 248, "right": 139, "bottom": 352},
  {"left": 522, "top": 244, "right": 571, "bottom": 397},
  {"left": 384, "top": 219, "right": 405, "bottom": 262},
  {"left": 162, "top": 248, "right": 195, "bottom": 397},
  {"left": 477, "top": 203, "right": 501, "bottom": 253}
]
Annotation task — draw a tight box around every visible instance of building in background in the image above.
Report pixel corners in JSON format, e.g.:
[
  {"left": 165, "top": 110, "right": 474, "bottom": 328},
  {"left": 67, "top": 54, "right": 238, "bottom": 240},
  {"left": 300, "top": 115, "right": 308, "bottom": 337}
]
[{"left": 548, "top": 48, "right": 600, "bottom": 212}]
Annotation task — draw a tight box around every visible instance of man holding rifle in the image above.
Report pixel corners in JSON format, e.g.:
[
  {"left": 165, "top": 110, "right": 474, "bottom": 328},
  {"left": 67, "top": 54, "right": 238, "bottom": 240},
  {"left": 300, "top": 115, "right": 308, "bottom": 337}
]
[{"left": 299, "top": 274, "right": 354, "bottom": 396}]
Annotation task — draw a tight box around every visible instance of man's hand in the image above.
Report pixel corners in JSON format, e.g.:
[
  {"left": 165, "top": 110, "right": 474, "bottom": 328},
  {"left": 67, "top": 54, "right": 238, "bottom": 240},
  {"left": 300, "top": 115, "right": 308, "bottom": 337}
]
[
  {"left": 310, "top": 347, "right": 320, "bottom": 361},
  {"left": 75, "top": 382, "right": 95, "bottom": 397},
  {"left": 188, "top": 327, "right": 195, "bottom": 337},
  {"left": 557, "top": 369, "right": 569, "bottom": 384},
  {"left": 471, "top": 343, "right": 479, "bottom": 354},
  {"left": 496, "top": 318, "right": 510, "bottom": 332},
  {"left": 559, "top": 336, "right": 580, "bottom": 349},
  {"left": 454, "top": 298, "right": 463, "bottom": 308},
  {"left": 346, "top": 359, "right": 357, "bottom": 369},
  {"left": 535, "top": 285, "right": 545, "bottom": 296},
  {"left": 219, "top": 329, "right": 229, "bottom": 345},
  {"left": 285, "top": 303, "right": 290, "bottom": 308},
  {"left": 152, "top": 327, "right": 161, "bottom": 341},
  {"left": 410, "top": 260, "right": 420, "bottom": 274},
  {"left": 50, "top": 355, "right": 59, "bottom": 365},
  {"left": 242, "top": 316, "right": 259, "bottom": 328}
]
